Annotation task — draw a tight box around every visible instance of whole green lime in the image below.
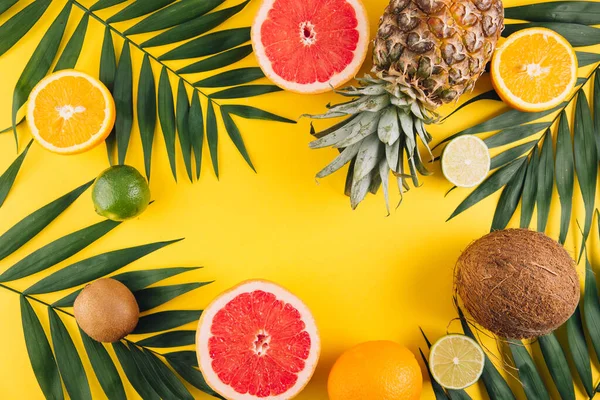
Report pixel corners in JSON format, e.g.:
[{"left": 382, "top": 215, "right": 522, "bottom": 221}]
[{"left": 92, "top": 165, "right": 151, "bottom": 221}]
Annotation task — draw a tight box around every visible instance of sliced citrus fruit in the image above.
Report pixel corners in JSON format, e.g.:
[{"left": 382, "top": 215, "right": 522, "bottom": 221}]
[
  {"left": 442, "top": 135, "right": 490, "bottom": 188},
  {"left": 429, "top": 335, "right": 485, "bottom": 390},
  {"left": 251, "top": 0, "right": 370, "bottom": 94},
  {"left": 491, "top": 28, "right": 577, "bottom": 112},
  {"left": 197, "top": 280, "right": 320, "bottom": 399},
  {"left": 26, "top": 70, "right": 116, "bottom": 155}
]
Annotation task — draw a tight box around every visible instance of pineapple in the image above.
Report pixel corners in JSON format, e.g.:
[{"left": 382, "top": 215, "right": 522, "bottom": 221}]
[{"left": 309, "top": 0, "right": 504, "bottom": 212}]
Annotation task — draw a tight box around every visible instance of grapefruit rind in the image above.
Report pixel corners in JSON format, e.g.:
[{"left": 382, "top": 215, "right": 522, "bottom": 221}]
[
  {"left": 251, "top": 0, "right": 370, "bottom": 94},
  {"left": 197, "top": 280, "right": 321, "bottom": 400},
  {"left": 26, "top": 70, "right": 116, "bottom": 155}
]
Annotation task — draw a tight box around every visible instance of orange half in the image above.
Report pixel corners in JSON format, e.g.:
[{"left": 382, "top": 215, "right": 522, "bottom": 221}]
[
  {"left": 491, "top": 28, "right": 577, "bottom": 112},
  {"left": 27, "top": 70, "right": 116, "bottom": 155}
]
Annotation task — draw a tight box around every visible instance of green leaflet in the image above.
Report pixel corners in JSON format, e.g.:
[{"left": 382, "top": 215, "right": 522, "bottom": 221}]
[
  {"left": 135, "top": 282, "right": 211, "bottom": 312},
  {"left": 137, "top": 331, "right": 196, "bottom": 348},
  {"left": 491, "top": 160, "right": 527, "bottom": 231},
  {"left": 164, "top": 351, "right": 198, "bottom": 367},
  {"left": 143, "top": 350, "right": 194, "bottom": 400},
  {"left": 504, "top": 2, "right": 600, "bottom": 25},
  {"left": 520, "top": 148, "right": 539, "bottom": 229},
  {"left": 24, "top": 239, "right": 182, "bottom": 294},
  {"left": 159, "top": 28, "right": 251, "bottom": 61},
  {"left": 537, "top": 132, "right": 554, "bottom": 232},
  {"left": 456, "top": 307, "right": 515, "bottom": 400},
  {"left": 176, "top": 79, "right": 193, "bottom": 182},
  {"left": 206, "top": 100, "right": 219, "bottom": 177},
  {"left": 555, "top": 112, "right": 574, "bottom": 244},
  {"left": 179, "top": 45, "right": 253, "bottom": 74},
  {"left": 0, "top": 0, "right": 17, "bottom": 15},
  {"left": 435, "top": 104, "right": 563, "bottom": 150},
  {"left": 112, "top": 342, "right": 160, "bottom": 400},
  {"left": 222, "top": 111, "right": 255, "bottom": 171},
  {"left": 566, "top": 308, "right": 593, "bottom": 397},
  {"left": 54, "top": 14, "right": 89, "bottom": 71},
  {"left": 114, "top": 41, "right": 133, "bottom": 165},
  {"left": 20, "top": 296, "right": 63, "bottom": 400},
  {"left": 99, "top": 27, "right": 117, "bottom": 163},
  {"left": 0, "top": 219, "right": 120, "bottom": 283},
  {"left": 490, "top": 141, "right": 536, "bottom": 170},
  {"left": 0, "top": 0, "right": 51, "bottom": 57},
  {"left": 0, "top": 180, "right": 92, "bottom": 262},
  {"left": 583, "top": 258, "right": 600, "bottom": 362},
  {"left": 577, "top": 52, "right": 600, "bottom": 67},
  {"left": 194, "top": 67, "right": 265, "bottom": 88},
  {"left": 158, "top": 67, "right": 177, "bottom": 181},
  {"left": 48, "top": 309, "right": 91, "bottom": 400},
  {"left": 12, "top": 2, "right": 71, "bottom": 146},
  {"left": 138, "top": 54, "right": 157, "bottom": 180},
  {"left": 79, "top": 329, "right": 126, "bottom": 400},
  {"left": 125, "top": 0, "right": 224, "bottom": 35},
  {"left": 484, "top": 123, "right": 549, "bottom": 149},
  {"left": 133, "top": 310, "right": 202, "bottom": 334},
  {"left": 418, "top": 349, "right": 449, "bottom": 400},
  {"left": 594, "top": 73, "right": 600, "bottom": 161},
  {"left": 573, "top": 91, "right": 598, "bottom": 257},
  {"left": 441, "top": 90, "right": 501, "bottom": 122},
  {"left": 90, "top": 0, "right": 127, "bottom": 11},
  {"left": 127, "top": 345, "right": 188, "bottom": 399},
  {"left": 142, "top": 1, "right": 250, "bottom": 48},
  {"left": 0, "top": 115, "right": 25, "bottom": 133},
  {"left": 209, "top": 85, "right": 282, "bottom": 99},
  {"left": 221, "top": 105, "right": 296, "bottom": 124},
  {"left": 509, "top": 341, "right": 550, "bottom": 400},
  {"left": 0, "top": 140, "right": 32, "bottom": 208},
  {"left": 449, "top": 158, "right": 527, "bottom": 221},
  {"left": 107, "top": 0, "right": 176, "bottom": 23},
  {"left": 189, "top": 91, "right": 204, "bottom": 179},
  {"left": 447, "top": 390, "right": 472, "bottom": 400},
  {"left": 503, "top": 23, "right": 600, "bottom": 47},
  {"left": 168, "top": 359, "right": 223, "bottom": 398},
  {"left": 53, "top": 266, "right": 200, "bottom": 307},
  {"left": 538, "top": 333, "right": 575, "bottom": 400}
]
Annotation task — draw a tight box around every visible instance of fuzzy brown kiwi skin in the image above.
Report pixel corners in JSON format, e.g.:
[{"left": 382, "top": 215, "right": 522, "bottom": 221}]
[
  {"left": 74, "top": 278, "right": 139, "bottom": 343},
  {"left": 455, "top": 229, "right": 580, "bottom": 339}
]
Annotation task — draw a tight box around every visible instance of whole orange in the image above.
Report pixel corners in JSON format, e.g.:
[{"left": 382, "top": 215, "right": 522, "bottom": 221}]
[{"left": 328, "top": 341, "right": 422, "bottom": 400}]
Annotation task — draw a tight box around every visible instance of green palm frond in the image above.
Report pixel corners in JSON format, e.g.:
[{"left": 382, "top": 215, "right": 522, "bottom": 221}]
[
  {"left": 0, "top": 182, "right": 221, "bottom": 399},
  {"left": 0, "top": 0, "right": 295, "bottom": 188},
  {"left": 439, "top": 1, "right": 600, "bottom": 256}
]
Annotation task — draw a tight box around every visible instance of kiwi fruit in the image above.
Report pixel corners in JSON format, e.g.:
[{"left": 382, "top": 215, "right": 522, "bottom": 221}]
[
  {"left": 455, "top": 229, "right": 580, "bottom": 339},
  {"left": 74, "top": 278, "right": 139, "bottom": 343}
]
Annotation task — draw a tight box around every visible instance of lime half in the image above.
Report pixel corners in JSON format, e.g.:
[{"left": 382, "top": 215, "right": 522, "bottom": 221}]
[
  {"left": 442, "top": 136, "right": 490, "bottom": 188},
  {"left": 429, "top": 334, "right": 485, "bottom": 390}
]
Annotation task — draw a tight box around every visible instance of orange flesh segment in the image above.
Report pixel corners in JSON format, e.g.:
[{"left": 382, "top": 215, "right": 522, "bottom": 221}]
[
  {"left": 32, "top": 76, "right": 108, "bottom": 148},
  {"left": 498, "top": 33, "right": 574, "bottom": 104}
]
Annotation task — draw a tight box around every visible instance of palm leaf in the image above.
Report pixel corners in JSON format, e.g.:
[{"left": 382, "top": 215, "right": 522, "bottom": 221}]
[
  {"left": 503, "top": 23, "right": 600, "bottom": 47},
  {"left": 158, "top": 67, "right": 177, "bottom": 180},
  {"left": 112, "top": 342, "right": 161, "bottom": 400},
  {"left": 165, "top": 351, "right": 198, "bottom": 367},
  {"left": 107, "top": 0, "right": 176, "bottom": 23},
  {"left": 179, "top": 45, "right": 254, "bottom": 74},
  {"left": 114, "top": 41, "right": 134, "bottom": 165},
  {"left": 99, "top": 26, "right": 118, "bottom": 163},
  {"left": 168, "top": 359, "right": 224, "bottom": 399},
  {"left": 194, "top": 67, "right": 265, "bottom": 88},
  {"left": 520, "top": 148, "right": 539, "bottom": 229},
  {"left": 0, "top": 0, "right": 52, "bottom": 57},
  {"left": 583, "top": 258, "right": 600, "bottom": 362},
  {"left": 135, "top": 282, "right": 211, "bottom": 312},
  {"left": 566, "top": 307, "right": 594, "bottom": 397},
  {"left": 419, "top": 349, "right": 449, "bottom": 400},
  {"left": 206, "top": 100, "right": 219, "bottom": 177},
  {"left": 91, "top": 0, "right": 127, "bottom": 12},
  {"left": 128, "top": 344, "right": 185, "bottom": 399},
  {"left": 159, "top": 28, "right": 251, "bottom": 61},
  {"left": 11, "top": 2, "right": 71, "bottom": 146},
  {"left": 536, "top": 132, "right": 554, "bottom": 232},
  {"left": 0, "top": 0, "right": 17, "bottom": 15},
  {"left": 538, "top": 333, "right": 575, "bottom": 400},
  {"left": 555, "top": 112, "right": 574, "bottom": 244},
  {"left": 137, "top": 331, "right": 196, "bottom": 348},
  {"left": 222, "top": 111, "right": 256, "bottom": 171},
  {"left": 577, "top": 51, "right": 600, "bottom": 67},
  {"left": 54, "top": 13, "right": 89, "bottom": 71},
  {"left": 491, "top": 160, "right": 527, "bottom": 231},
  {"left": 509, "top": 341, "right": 550, "bottom": 400},
  {"left": 143, "top": 350, "right": 194, "bottom": 399},
  {"left": 0, "top": 140, "right": 32, "bottom": 208},
  {"left": 133, "top": 310, "right": 202, "bottom": 334},
  {"left": 137, "top": 54, "right": 157, "bottom": 180},
  {"left": 176, "top": 79, "right": 193, "bottom": 182},
  {"left": 221, "top": 105, "right": 296, "bottom": 124},
  {"left": 189, "top": 91, "right": 204, "bottom": 179},
  {"left": 48, "top": 308, "right": 92, "bottom": 400},
  {"left": 209, "top": 85, "right": 282, "bottom": 99},
  {"left": 484, "top": 123, "right": 549, "bottom": 149},
  {"left": 505, "top": 1, "right": 600, "bottom": 24}
]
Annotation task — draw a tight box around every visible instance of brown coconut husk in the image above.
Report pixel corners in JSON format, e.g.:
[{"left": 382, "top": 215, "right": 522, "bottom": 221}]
[{"left": 455, "top": 229, "right": 579, "bottom": 339}]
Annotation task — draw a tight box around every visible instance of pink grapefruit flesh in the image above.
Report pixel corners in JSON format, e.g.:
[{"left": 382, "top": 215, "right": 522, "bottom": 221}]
[
  {"left": 252, "top": 0, "right": 370, "bottom": 94},
  {"left": 197, "top": 280, "right": 320, "bottom": 400}
]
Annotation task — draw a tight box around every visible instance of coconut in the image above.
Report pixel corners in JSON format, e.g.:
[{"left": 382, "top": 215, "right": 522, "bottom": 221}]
[{"left": 455, "top": 229, "right": 579, "bottom": 339}]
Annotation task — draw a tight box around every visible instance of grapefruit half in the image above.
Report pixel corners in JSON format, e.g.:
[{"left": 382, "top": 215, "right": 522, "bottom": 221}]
[
  {"left": 251, "top": 0, "right": 370, "bottom": 94},
  {"left": 197, "top": 280, "right": 320, "bottom": 399}
]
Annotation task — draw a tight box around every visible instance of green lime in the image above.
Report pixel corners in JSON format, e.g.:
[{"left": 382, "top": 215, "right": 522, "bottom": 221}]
[{"left": 92, "top": 165, "right": 151, "bottom": 221}]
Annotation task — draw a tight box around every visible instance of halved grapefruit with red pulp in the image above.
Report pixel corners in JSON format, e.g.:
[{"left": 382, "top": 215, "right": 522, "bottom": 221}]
[
  {"left": 197, "top": 280, "right": 320, "bottom": 399},
  {"left": 252, "top": 0, "right": 370, "bottom": 94}
]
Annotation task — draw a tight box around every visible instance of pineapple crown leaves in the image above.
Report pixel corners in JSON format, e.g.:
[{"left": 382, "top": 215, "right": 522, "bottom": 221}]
[
  {"left": 422, "top": 222, "right": 600, "bottom": 400},
  {"left": 306, "top": 76, "right": 437, "bottom": 213},
  {"left": 0, "top": 181, "right": 221, "bottom": 400},
  {"left": 439, "top": 0, "right": 600, "bottom": 259},
  {"left": 0, "top": 0, "right": 296, "bottom": 193}
]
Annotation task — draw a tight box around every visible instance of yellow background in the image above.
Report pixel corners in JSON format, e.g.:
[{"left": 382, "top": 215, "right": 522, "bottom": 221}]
[{"left": 0, "top": 0, "right": 598, "bottom": 399}]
